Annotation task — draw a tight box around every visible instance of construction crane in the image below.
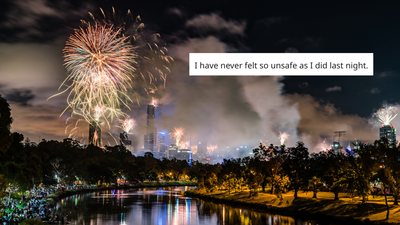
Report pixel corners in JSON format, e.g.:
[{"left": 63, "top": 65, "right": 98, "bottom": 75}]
[{"left": 333, "top": 131, "right": 346, "bottom": 153}]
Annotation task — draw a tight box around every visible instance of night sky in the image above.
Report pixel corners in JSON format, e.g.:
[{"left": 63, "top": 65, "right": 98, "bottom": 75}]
[{"left": 1, "top": 0, "right": 400, "bottom": 153}]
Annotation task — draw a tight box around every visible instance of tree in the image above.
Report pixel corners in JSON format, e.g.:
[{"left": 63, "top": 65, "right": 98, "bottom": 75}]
[
  {"left": 283, "top": 142, "right": 309, "bottom": 199},
  {"left": 308, "top": 176, "right": 322, "bottom": 198},
  {"left": 0, "top": 94, "right": 13, "bottom": 154},
  {"left": 265, "top": 144, "right": 288, "bottom": 195},
  {"left": 144, "top": 152, "right": 154, "bottom": 158},
  {"left": 50, "top": 158, "right": 64, "bottom": 184},
  {"left": 320, "top": 150, "right": 350, "bottom": 200},
  {"left": 351, "top": 142, "right": 377, "bottom": 203},
  {"left": 253, "top": 143, "right": 289, "bottom": 194},
  {"left": 246, "top": 157, "right": 264, "bottom": 195},
  {"left": 375, "top": 138, "right": 398, "bottom": 220}
]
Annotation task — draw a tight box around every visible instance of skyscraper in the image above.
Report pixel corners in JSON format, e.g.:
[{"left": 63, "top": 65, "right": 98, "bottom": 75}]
[
  {"left": 89, "top": 121, "right": 101, "bottom": 146},
  {"left": 169, "top": 144, "right": 178, "bottom": 160},
  {"left": 380, "top": 124, "right": 396, "bottom": 147},
  {"left": 157, "top": 132, "right": 168, "bottom": 158},
  {"left": 144, "top": 103, "right": 157, "bottom": 152}
]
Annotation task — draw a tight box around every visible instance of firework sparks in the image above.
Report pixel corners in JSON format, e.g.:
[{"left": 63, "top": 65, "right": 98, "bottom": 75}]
[
  {"left": 207, "top": 145, "right": 218, "bottom": 154},
  {"left": 191, "top": 145, "right": 198, "bottom": 154},
  {"left": 315, "top": 139, "right": 329, "bottom": 152},
  {"left": 375, "top": 106, "right": 398, "bottom": 125},
  {"left": 51, "top": 8, "right": 172, "bottom": 145},
  {"left": 278, "top": 132, "right": 290, "bottom": 146},
  {"left": 179, "top": 141, "right": 190, "bottom": 149},
  {"left": 93, "top": 105, "right": 106, "bottom": 121},
  {"left": 120, "top": 117, "right": 136, "bottom": 133},
  {"left": 170, "top": 127, "right": 184, "bottom": 146},
  {"left": 51, "top": 20, "right": 136, "bottom": 126},
  {"left": 99, "top": 7, "right": 173, "bottom": 89},
  {"left": 67, "top": 118, "right": 87, "bottom": 142}
]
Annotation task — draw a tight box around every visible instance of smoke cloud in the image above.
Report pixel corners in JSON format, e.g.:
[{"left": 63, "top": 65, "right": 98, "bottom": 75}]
[{"left": 2, "top": 11, "right": 385, "bottom": 157}]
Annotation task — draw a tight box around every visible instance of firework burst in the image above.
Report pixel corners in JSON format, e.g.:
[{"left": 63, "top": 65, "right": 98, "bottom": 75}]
[
  {"left": 66, "top": 118, "right": 87, "bottom": 142},
  {"left": 93, "top": 105, "right": 106, "bottom": 121},
  {"left": 191, "top": 145, "right": 198, "bottom": 154},
  {"left": 100, "top": 7, "right": 173, "bottom": 88},
  {"left": 90, "top": 7, "right": 173, "bottom": 101},
  {"left": 179, "top": 141, "right": 190, "bottom": 149},
  {"left": 315, "top": 139, "right": 329, "bottom": 152},
  {"left": 120, "top": 117, "right": 136, "bottom": 133},
  {"left": 51, "top": 21, "right": 136, "bottom": 126},
  {"left": 52, "top": 8, "right": 172, "bottom": 145},
  {"left": 375, "top": 106, "right": 398, "bottom": 125},
  {"left": 278, "top": 132, "right": 290, "bottom": 146},
  {"left": 207, "top": 145, "right": 218, "bottom": 154},
  {"left": 170, "top": 127, "right": 184, "bottom": 146}
]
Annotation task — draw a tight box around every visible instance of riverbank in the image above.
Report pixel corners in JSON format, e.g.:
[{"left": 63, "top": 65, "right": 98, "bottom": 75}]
[
  {"left": 46, "top": 181, "right": 196, "bottom": 205},
  {"left": 185, "top": 189, "right": 400, "bottom": 224}
]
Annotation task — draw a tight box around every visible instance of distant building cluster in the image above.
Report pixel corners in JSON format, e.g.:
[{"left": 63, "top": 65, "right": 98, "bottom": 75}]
[{"left": 86, "top": 101, "right": 398, "bottom": 164}]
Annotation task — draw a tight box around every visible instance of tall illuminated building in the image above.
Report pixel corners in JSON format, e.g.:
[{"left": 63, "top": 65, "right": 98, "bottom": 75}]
[
  {"left": 144, "top": 103, "right": 157, "bottom": 152},
  {"left": 380, "top": 124, "right": 396, "bottom": 147},
  {"left": 157, "top": 132, "right": 168, "bottom": 158},
  {"left": 89, "top": 121, "right": 101, "bottom": 146},
  {"left": 169, "top": 144, "right": 178, "bottom": 160}
]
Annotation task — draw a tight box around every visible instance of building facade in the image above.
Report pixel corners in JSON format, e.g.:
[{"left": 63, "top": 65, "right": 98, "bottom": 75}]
[
  {"left": 380, "top": 124, "right": 396, "bottom": 147},
  {"left": 144, "top": 104, "right": 157, "bottom": 152},
  {"left": 168, "top": 144, "right": 178, "bottom": 160}
]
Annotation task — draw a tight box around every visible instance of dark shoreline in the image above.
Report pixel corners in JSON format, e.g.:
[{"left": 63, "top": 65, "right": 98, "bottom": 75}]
[
  {"left": 184, "top": 191, "right": 394, "bottom": 225},
  {"left": 46, "top": 182, "right": 197, "bottom": 205}
]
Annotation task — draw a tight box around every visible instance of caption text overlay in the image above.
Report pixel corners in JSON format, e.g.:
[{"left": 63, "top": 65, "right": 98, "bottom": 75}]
[{"left": 189, "top": 53, "right": 373, "bottom": 76}]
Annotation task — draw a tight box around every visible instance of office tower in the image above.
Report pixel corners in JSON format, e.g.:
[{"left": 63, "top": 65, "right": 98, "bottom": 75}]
[{"left": 144, "top": 103, "right": 157, "bottom": 152}]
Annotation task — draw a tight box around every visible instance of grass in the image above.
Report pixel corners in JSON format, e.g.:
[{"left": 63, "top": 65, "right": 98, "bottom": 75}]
[{"left": 186, "top": 189, "right": 400, "bottom": 224}]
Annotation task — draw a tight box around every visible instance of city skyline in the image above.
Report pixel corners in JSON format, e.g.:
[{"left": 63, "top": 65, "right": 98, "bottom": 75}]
[{"left": 1, "top": 1, "right": 400, "bottom": 154}]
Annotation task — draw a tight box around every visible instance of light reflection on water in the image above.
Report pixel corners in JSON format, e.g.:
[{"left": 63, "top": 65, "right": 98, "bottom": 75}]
[{"left": 56, "top": 187, "right": 331, "bottom": 225}]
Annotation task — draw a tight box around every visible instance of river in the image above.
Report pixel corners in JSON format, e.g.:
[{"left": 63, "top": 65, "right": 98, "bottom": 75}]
[{"left": 55, "top": 186, "right": 342, "bottom": 225}]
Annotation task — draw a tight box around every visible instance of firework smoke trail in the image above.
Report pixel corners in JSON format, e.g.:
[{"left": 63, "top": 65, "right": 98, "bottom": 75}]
[
  {"left": 50, "top": 21, "right": 137, "bottom": 126},
  {"left": 120, "top": 118, "right": 136, "bottom": 133},
  {"left": 179, "top": 141, "right": 190, "bottom": 149},
  {"left": 278, "top": 132, "right": 290, "bottom": 146},
  {"left": 375, "top": 106, "right": 398, "bottom": 125},
  {"left": 170, "top": 127, "right": 184, "bottom": 146},
  {"left": 207, "top": 145, "right": 218, "bottom": 154},
  {"left": 67, "top": 118, "right": 87, "bottom": 142}
]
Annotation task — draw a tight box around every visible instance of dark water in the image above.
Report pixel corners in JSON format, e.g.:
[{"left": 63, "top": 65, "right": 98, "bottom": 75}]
[{"left": 56, "top": 186, "right": 337, "bottom": 225}]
